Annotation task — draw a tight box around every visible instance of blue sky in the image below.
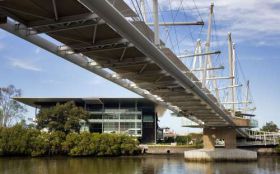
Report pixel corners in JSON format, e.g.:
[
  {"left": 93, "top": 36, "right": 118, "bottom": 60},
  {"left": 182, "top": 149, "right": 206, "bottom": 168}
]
[{"left": 1, "top": 0, "right": 280, "bottom": 133}]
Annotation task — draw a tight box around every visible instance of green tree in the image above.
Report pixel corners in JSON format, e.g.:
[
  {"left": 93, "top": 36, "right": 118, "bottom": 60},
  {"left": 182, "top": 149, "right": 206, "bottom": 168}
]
[
  {"left": 260, "top": 121, "right": 279, "bottom": 132},
  {"left": 175, "top": 135, "right": 191, "bottom": 145},
  {"left": 0, "top": 85, "right": 27, "bottom": 127},
  {"left": 36, "top": 101, "right": 89, "bottom": 133}
]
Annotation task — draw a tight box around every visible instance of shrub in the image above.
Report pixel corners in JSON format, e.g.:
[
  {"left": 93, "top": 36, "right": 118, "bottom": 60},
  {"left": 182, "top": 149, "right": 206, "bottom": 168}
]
[
  {"left": 48, "top": 131, "right": 66, "bottom": 155},
  {"left": 63, "top": 133, "right": 140, "bottom": 156},
  {"left": 30, "top": 132, "right": 49, "bottom": 156},
  {"left": 175, "top": 135, "right": 191, "bottom": 145},
  {"left": 0, "top": 125, "right": 140, "bottom": 157},
  {"left": 0, "top": 124, "right": 38, "bottom": 155}
]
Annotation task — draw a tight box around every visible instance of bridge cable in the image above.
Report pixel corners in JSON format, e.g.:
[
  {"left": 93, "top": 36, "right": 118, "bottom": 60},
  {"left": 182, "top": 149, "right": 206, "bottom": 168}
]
[{"left": 158, "top": 5, "right": 176, "bottom": 51}]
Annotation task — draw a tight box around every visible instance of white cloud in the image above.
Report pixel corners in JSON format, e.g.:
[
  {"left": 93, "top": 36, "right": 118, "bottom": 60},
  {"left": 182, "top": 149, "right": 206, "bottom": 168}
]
[
  {"left": 125, "top": 0, "right": 280, "bottom": 46},
  {"left": 171, "top": 0, "right": 280, "bottom": 46},
  {"left": 9, "top": 58, "right": 42, "bottom": 71}
]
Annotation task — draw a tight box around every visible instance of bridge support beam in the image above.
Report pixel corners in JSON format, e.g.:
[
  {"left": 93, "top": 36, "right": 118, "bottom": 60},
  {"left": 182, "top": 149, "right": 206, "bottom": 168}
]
[{"left": 203, "top": 127, "right": 236, "bottom": 149}]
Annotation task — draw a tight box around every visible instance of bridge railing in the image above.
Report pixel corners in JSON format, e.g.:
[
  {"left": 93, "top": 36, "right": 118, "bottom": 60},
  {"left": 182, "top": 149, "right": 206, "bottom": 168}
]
[{"left": 246, "top": 129, "right": 280, "bottom": 146}]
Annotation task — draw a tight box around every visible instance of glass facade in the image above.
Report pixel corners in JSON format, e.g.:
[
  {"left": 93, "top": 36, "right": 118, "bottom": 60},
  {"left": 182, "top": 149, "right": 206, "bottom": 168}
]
[
  {"left": 20, "top": 97, "right": 158, "bottom": 144},
  {"left": 86, "top": 100, "right": 144, "bottom": 137}
]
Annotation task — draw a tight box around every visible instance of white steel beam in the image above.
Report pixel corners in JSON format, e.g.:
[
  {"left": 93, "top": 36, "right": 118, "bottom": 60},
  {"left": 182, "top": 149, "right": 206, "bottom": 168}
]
[
  {"left": 146, "top": 21, "right": 204, "bottom": 26},
  {"left": 52, "top": 0, "right": 58, "bottom": 21},
  {"left": 28, "top": 13, "right": 100, "bottom": 28},
  {"left": 221, "top": 101, "right": 252, "bottom": 105},
  {"left": 140, "top": 0, "right": 147, "bottom": 22},
  {"left": 210, "top": 84, "right": 242, "bottom": 91},
  {"left": 191, "top": 66, "right": 224, "bottom": 72},
  {"left": 178, "top": 50, "right": 221, "bottom": 58},
  {"left": 202, "top": 3, "right": 214, "bottom": 88},
  {"left": 244, "top": 80, "right": 250, "bottom": 113},
  {"left": 152, "top": 0, "right": 160, "bottom": 46},
  {"left": 228, "top": 33, "right": 236, "bottom": 114}
]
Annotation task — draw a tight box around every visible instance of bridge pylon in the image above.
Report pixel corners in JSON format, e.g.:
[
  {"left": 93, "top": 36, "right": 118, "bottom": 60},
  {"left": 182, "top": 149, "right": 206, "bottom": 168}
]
[
  {"left": 184, "top": 126, "right": 257, "bottom": 161},
  {"left": 203, "top": 127, "right": 237, "bottom": 149}
]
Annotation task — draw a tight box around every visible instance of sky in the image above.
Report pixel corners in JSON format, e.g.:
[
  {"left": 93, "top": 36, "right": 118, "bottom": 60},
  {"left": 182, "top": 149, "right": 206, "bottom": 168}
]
[{"left": 1, "top": 0, "right": 280, "bottom": 134}]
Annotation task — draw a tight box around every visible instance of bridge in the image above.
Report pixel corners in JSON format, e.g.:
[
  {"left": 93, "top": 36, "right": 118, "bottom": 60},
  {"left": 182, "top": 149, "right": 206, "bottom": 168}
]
[{"left": 0, "top": 0, "right": 259, "bottom": 150}]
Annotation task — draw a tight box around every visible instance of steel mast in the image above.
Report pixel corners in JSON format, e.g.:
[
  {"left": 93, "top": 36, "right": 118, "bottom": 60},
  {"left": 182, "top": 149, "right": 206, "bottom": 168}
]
[
  {"left": 202, "top": 3, "right": 214, "bottom": 88},
  {"left": 140, "top": 0, "right": 147, "bottom": 22},
  {"left": 152, "top": 0, "right": 160, "bottom": 46},
  {"left": 228, "top": 33, "right": 236, "bottom": 115}
]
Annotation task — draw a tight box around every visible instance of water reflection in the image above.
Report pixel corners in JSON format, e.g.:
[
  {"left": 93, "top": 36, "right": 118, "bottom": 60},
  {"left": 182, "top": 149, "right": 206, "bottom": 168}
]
[{"left": 0, "top": 155, "right": 279, "bottom": 174}]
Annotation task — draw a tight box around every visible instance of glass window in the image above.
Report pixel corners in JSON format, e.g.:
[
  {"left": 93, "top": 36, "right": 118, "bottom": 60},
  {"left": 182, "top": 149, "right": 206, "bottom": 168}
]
[
  {"left": 143, "top": 115, "right": 154, "bottom": 122},
  {"left": 103, "top": 122, "right": 119, "bottom": 133},
  {"left": 120, "top": 101, "right": 136, "bottom": 111},
  {"left": 137, "top": 122, "right": 142, "bottom": 129},
  {"left": 103, "top": 113, "right": 119, "bottom": 120},
  {"left": 86, "top": 104, "right": 103, "bottom": 112},
  {"left": 89, "top": 113, "right": 102, "bottom": 119},
  {"left": 137, "top": 130, "right": 142, "bottom": 135},
  {"left": 104, "top": 102, "right": 119, "bottom": 109},
  {"left": 120, "top": 114, "right": 135, "bottom": 120},
  {"left": 137, "top": 114, "right": 142, "bottom": 119},
  {"left": 120, "top": 122, "right": 137, "bottom": 132}
]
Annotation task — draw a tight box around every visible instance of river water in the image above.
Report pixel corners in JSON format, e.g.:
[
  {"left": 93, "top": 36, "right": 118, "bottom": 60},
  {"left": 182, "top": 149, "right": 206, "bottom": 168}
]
[{"left": 0, "top": 155, "right": 279, "bottom": 174}]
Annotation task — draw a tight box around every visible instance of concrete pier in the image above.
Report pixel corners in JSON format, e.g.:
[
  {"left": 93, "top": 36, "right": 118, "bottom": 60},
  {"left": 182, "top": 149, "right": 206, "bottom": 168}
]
[
  {"left": 184, "top": 148, "right": 257, "bottom": 161},
  {"left": 184, "top": 127, "right": 258, "bottom": 161}
]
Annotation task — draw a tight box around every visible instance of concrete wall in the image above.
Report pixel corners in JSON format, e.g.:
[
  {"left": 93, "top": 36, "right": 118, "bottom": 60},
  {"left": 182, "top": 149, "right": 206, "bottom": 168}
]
[
  {"left": 143, "top": 146, "right": 195, "bottom": 154},
  {"left": 184, "top": 149, "right": 257, "bottom": 161}
]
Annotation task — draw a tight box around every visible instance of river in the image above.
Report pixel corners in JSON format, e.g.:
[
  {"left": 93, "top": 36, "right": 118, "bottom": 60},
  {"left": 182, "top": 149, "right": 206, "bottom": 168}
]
[{"left": 0, "top": 155, "right": 279, "bottom": 174}]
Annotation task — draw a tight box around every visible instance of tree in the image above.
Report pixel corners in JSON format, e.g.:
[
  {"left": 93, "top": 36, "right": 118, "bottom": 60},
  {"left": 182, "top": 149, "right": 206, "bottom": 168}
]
[
  {"left": 260, "top": 121, "right": 279, "bottom": 132},
  {"left": 36, "top": 101, "right": 89, "bottom": 133},
  {"left": 0, "top": 85, "right": 26, "bottom": 127}
]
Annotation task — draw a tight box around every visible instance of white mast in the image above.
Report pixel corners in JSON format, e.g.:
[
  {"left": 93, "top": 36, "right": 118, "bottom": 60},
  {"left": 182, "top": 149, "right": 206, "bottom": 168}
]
[
  {"left": 152, "top": 0, "right": 160, "bottom": 46},
  {"left": 201, "top": 3, "right": 220, "bottom": 102},
  {"left": 228, "top": 33, "right": 236, "bottom": 115},
  {"left": 192, "top": 40, "right": 200, "bottom": 70},
  {"left": 140, "top": 0, "right": 147, "bottom": 22},
  {"left": 198, "top": 40, "right": 203, "bottom": 80},
  {"left": 202, "top": 3, "right": 214, "bottom": 89},
  {"left": 244, "top": 80, "right": 250, "bottom": 113},
  {"left": 191, "top": 39, "right": 204, "bottom": 81}
]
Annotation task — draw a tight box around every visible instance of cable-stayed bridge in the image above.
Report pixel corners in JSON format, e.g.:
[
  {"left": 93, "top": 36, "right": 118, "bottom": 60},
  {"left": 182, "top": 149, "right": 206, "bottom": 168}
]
[{"left": 0, "top": 0, "right": 259, "bottom": 149}]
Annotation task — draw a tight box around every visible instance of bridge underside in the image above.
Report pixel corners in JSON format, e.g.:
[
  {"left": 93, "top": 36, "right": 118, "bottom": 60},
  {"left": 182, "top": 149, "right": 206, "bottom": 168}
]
[{"left": 0, "top": 0, "right": 253, "bottom": 137}]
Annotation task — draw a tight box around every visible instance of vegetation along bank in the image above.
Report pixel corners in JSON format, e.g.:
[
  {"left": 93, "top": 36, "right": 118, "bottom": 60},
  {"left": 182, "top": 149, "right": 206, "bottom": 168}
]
[{"left": 0, "top": 125, "right": 140, "bottom": 157}]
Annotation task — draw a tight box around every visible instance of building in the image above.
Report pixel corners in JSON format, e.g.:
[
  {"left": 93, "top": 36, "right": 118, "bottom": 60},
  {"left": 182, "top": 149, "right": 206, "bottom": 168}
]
[
  {"left": 15, "top": 97, "right": 161, "bottom": 143},
  {"left": 157, "top": 127, "right": 176, "bottom": 141}
]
